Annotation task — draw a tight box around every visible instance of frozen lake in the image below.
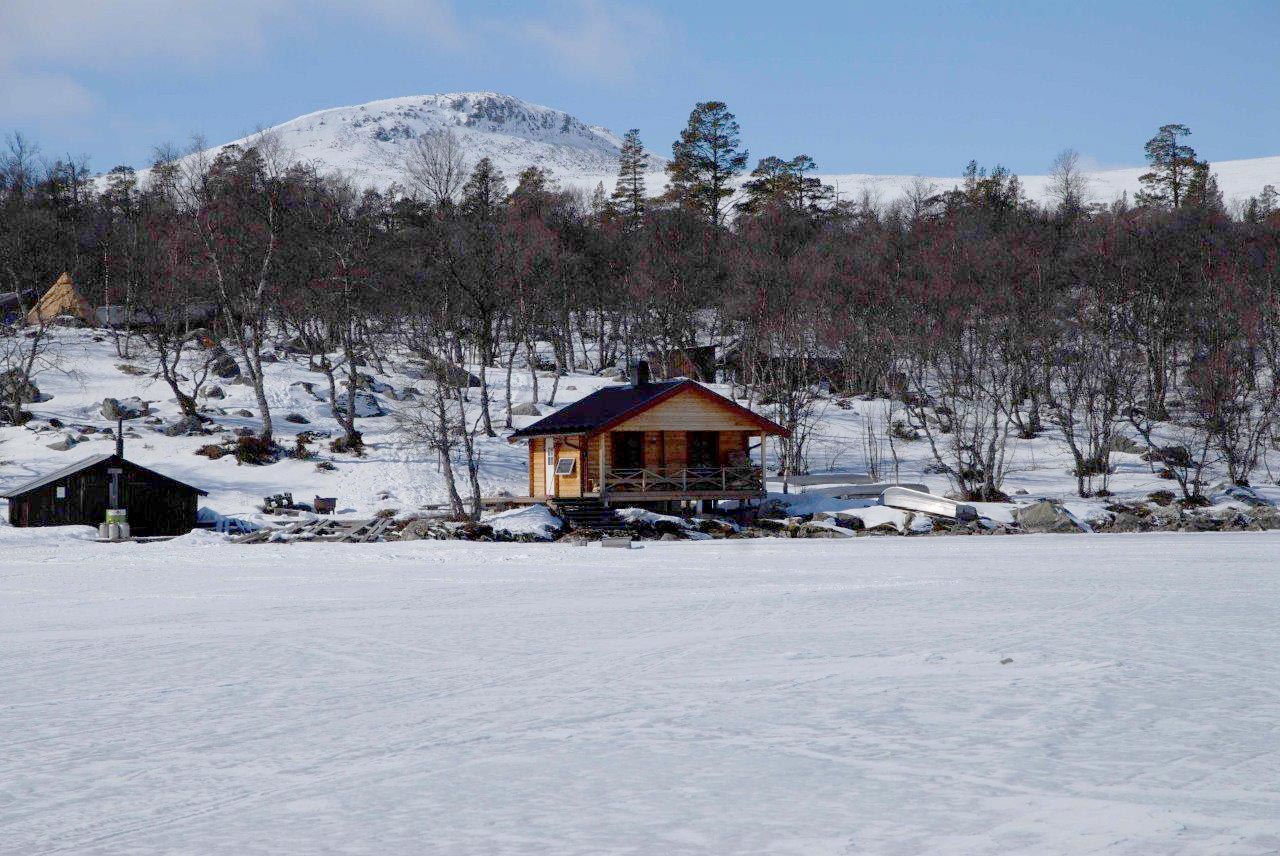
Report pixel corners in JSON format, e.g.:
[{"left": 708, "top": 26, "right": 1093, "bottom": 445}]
[{"left": 3, "top": 530, "right": 1279, "bottom": 854}]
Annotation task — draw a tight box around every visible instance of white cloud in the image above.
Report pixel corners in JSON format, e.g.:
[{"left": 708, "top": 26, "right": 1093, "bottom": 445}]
[
  {"left": 0, "top": 72, "right": 96, "bottom": 120},
  {"left": 512, "top": 0, "right": 669, "bottom": 81},
  {"left": 0, "top": 0, "right": 664, "bottom": 122}
]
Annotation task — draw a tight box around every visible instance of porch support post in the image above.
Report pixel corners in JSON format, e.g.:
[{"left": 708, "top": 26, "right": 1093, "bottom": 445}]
[
  {"left": 759, "top": 432, "right": 767, "bottom": 492},
  {"left": 599, "top": 433, "right": 607, "bottom": 506}
]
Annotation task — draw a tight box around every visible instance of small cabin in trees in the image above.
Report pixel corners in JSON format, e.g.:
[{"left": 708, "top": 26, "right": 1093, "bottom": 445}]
[
  {"left": 1, "top": 453, "right": 206, "bottom": 536},
  {"left": 509, "top": 362, "right": 788, "bottom": 509}
]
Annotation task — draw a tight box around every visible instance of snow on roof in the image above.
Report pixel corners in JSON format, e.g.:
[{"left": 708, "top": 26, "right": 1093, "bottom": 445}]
[
  {"left": 1, "top": 454, "right": 115, "bottom": 498},
  {"left": 0, "top": 454, "right": 208, "bottom": 499}
]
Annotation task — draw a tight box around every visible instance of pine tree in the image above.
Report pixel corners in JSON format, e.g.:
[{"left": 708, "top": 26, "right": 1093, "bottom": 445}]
[
  {"left": 738, "top": 154, "right": 832, "bottom": 214},
  {"left": 1245, "top": 184, "right": 1279, "bottom": 223},
  {"left": 1183, "top": 160, "right": 1223, "bottom": 212},
  {"left": 461, "top": 157, "right": 508, "bottom": 219},
  {"left": 611, "top": 129, "right": 648, "bottom": 225},
  {"left": 665, "top": 101, "right": 748, "bottom": 226},
  {"left": 1136, "top": 124, "right": 1207, "bottom": 209}
]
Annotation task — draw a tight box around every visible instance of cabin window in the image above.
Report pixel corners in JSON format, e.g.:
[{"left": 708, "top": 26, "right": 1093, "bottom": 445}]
[
  {"left": 545, "top": 439, "right": 556, "bottom": 466},
  {"left": 555, "top": 457, "right": 576, "bottom": 476},
  {"left": 56, "top": 486, "right": 66, "bottom": 499},
  {"left": 612, "top": 432, "right": 644, "bottom": 469},
  {"left": 688, "top": 431, "right": 720, "bottom": 469}
]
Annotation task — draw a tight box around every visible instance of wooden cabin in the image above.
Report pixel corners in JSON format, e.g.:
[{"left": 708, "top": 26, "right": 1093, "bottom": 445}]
[
  {"left": 509, "top": 362, "right": 788, "bottom": 508},
  {"left": 1, "top": 453, "right": 207, "bottom": 536}
]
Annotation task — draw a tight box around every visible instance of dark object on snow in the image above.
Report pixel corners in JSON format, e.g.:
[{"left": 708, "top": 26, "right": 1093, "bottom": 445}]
[
  {"left": 314, "top": 496, "right": 337, "bottom": 514},
  {"left": 284, "top": 412, "right": 310, "bottom": 424},
  {"left": 264, "top": 493, "right": 295, "bottom": 512},
  {"left": 1, "top": 453, "right": 206, "bottom": 535},
  {"left": 210, "top": 345, "right": 241, "bottom": 379}
]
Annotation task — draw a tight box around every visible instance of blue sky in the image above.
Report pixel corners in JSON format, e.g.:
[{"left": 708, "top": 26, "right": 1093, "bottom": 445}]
[{"left": 3, "top": 0, "right": 1278, "bottom": 176}]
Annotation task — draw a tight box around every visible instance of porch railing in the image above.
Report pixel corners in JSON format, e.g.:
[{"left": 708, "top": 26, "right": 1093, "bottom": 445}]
[{"left": 597, "top": 466, "right": 763, "bottom": 495}]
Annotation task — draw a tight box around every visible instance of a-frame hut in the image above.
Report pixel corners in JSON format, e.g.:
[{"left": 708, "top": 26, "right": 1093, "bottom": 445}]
[{"left": 26, "top": 273, "right": 94, "bottom": 326}]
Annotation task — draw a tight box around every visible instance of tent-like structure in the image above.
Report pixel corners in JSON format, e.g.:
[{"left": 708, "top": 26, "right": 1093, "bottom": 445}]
[{"left": 27, "top": 273, "right": 94, "bottom": 326}]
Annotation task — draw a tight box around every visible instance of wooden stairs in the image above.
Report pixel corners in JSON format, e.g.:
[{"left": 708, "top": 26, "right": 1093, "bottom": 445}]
[{"left": 552, "top": 498, "right": 626, "bottom": 532}]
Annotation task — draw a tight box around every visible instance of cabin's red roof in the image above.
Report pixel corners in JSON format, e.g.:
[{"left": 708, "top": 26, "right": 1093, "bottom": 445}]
[{"left": 508, "top": 379, "right": 788, "bottom": 440}]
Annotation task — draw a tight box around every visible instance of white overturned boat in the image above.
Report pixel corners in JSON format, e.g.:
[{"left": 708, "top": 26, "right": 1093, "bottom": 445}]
[
  {"left": 798, "top": 482, "right": 931, "bottom": 500},
  {"left": 880, "top": 486, "right": 978, "bottom": 522}
]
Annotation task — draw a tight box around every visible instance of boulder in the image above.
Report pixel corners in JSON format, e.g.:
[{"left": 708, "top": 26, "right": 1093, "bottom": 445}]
[
  {"left": 281, "top": 336, "right": 311, "bottom": 355},
  {"left": 343, "top": 373, "right": 394, "bottom": 394},
  {"left": 210, "top": 345, "right": 241, "bottom": 379},
  {"left": 1182, "top": 514, "right": 1222, "bottom": 532},
  {"left": 0, "top": 369, "right": 41, "bottom": 404},
  {"left": 1142, "top": 445, "right": 1191, "bottom": 467},
  {"left": 233, "top": 409, "right": 254, "bottom": 418},
  {"left": 101, "top": 396, "right": 149, "bottom": 420},
  {"left": 417, "top": 359, "right": 482, "bottom": 388},
  {"left": 0, "top": 405, "right": 32, "bottom": 426},
  {"left": 1014, "top": 500, "right": 1087, "bottom": 534},
  {"left": 398, "top": 519, "right": 444, "bottom": 541},
  {"left": 284, "top": 412, "right": 310, "bottom": 424},
  {"left": 162, "top": 415, "right": 205, "bottom": 437},
  {"left": 1106, "top": 512, "right": 1144, "bottom": 533},
  {"left": 202, "top": 385, "right": 225, "bottom": 400},
  {"left": 1107, "top": 435, "right": 1144, "bottom": 454},
  {"left": 332, "top": 391, "right": 384, "bottom": 418},
  {"left": 290, "top": 380, "right": 325, "bottom": 401},
  {"left": 797, "top": 521, "right": 857, "bottom": 538},
  {"left": 509, "top": 401, "right": 542, "bottom": 417},
  {"left": 46, "top": 434, "right": 77, "bottom": 451}
]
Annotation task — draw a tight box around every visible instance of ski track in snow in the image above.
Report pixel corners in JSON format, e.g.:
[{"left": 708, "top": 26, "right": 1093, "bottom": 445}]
[{"left": 2, "top": 532, "right": 1279, "bottom": 854}]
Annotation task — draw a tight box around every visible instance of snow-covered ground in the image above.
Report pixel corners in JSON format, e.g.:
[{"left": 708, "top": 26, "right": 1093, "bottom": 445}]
[
  {"left": 2, "top": 529, "right": 1278, "bottom": 854},
  {"left": 4, "top": 327, "right": 1273, "bottom": 529}
]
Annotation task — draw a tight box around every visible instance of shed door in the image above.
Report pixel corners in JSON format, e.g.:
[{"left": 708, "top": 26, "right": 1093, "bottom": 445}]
[{"left": 545, "top": 438, "right": 558, "bottom": 498}]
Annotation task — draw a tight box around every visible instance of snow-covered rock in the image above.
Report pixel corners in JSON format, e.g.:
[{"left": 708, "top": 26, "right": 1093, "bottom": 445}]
[
  {"left": 483, "top": 504, "right": 563, "bottom": 541},
  {"left": 101, "top": 396, "right": 149, "bottom": 420},
  {"left": 1016, "top": 501, "right": 1089, "bottom": 533}
]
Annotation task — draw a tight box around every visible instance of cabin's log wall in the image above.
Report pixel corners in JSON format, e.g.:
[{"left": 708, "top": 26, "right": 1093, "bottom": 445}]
[
  {"left": 611, "top": 390, "right": 763, "bottom": 432},
  {"left": 530, "top": 437, "right": 546, "bottom": 497},
  {"left": 554, "top": 438, "right": 583, "bottom": 498}
]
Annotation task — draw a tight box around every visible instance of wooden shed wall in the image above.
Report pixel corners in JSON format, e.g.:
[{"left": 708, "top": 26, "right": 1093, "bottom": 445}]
[{"left": 6, "top": 460, "right": 200, "bottom": 536}]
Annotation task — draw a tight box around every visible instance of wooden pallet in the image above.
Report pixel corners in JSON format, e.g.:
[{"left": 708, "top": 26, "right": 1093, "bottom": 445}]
[{"left": 232, "top": 517, "right": 396, "bottom": 544}]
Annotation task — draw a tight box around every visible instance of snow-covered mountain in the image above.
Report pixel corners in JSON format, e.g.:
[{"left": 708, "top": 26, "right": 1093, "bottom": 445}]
[
  {"left": 218, "top": 91, "right": 648, "bottom": 190},
  {"left": 195, "top": 91, "right": 1278, "bottom": 208}
]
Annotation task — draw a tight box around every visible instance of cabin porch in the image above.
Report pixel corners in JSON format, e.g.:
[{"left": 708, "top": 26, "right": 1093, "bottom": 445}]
[{"left": 528, "top": 428, "right": 770, "bottom": 506}]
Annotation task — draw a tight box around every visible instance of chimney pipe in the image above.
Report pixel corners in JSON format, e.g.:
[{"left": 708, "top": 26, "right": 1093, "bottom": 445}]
[
  {"left": 632, "top": 359, "right": 650, "bottom": 387},
  {"left": 116, "top": 416, "right": 124, "bottom": 458}
]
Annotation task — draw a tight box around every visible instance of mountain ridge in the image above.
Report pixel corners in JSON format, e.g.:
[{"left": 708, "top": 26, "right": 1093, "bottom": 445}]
[{"left": 184, "top": 91, "right": 1279, "bottom": 207}]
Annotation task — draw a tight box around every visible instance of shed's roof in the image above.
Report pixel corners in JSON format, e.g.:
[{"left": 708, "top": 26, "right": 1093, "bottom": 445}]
[
  {"left": 0, "top": 454, "right": 208, "bottom": 499},
  {"left": 508, "top": 379, "right": 788, "bottom": 439}
]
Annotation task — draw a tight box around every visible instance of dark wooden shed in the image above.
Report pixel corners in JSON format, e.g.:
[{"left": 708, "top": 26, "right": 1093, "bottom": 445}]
[{"left": 1, "top": 454, "right": 207, "bottom": 536}]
